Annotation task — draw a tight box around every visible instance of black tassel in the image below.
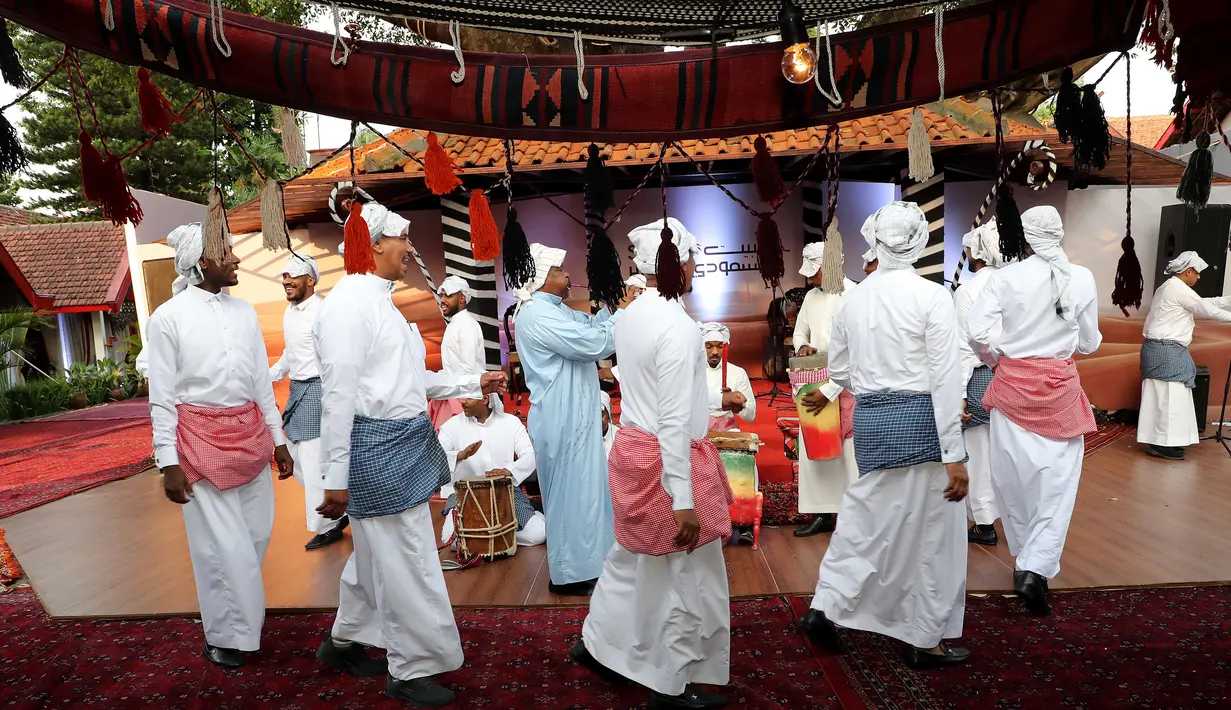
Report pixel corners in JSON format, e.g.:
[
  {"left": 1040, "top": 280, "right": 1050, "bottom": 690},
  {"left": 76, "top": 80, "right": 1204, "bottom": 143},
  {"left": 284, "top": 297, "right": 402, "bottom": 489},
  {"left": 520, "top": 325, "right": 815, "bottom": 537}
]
[
  {"left": 583, "top": 144, "right": 614, "bottom": 216},
  {"left": 1054, "top": 67, "right": 1082, "bottom": 144},
  {"left": 0, "top": 20, "right": 28, "bottom": 90},
  {"left": 1176, "top": 132, "right": 1213, "bottom": 211},
  {"left": 995, "top": 184, "right": 1028, "bottom": 262},
  {"left": 586, "top": 223, "right": 625, "bottom": 311},
  {"left": 1111, "top": 236, "right": 1144, "bottom": 317},
  {"left": 0, "top": 111, "right": 27, "bottom": 177},
  {"left": 501, "top": 207, "right": 534, "bottom": 292},
  {"left": 1074, "top": 85, "right": 1111, "bottom": 173}
]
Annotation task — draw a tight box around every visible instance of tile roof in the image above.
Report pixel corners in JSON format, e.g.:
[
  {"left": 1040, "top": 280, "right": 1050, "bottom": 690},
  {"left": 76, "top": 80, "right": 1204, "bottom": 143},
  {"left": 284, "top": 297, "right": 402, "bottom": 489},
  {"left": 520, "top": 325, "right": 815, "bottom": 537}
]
[
  {"left": 0, "top": 221, "right": 129, "bottom": 309},
  {"left": 1107, "top": 115, "right": 1176, "bottom": 151},
  {"left": 0, "top": 205, "right": 42, "bottom": 227}
]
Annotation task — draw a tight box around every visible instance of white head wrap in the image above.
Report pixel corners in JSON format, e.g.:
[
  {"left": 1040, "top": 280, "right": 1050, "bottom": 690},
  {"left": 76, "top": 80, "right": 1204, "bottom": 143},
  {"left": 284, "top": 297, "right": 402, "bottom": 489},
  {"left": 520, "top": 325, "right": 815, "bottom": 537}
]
[
  {"left": 860, "top": 201, "right": 929, "bottom": 271},
  {"left": 627, "top": 217, "right": 700, "bottom": 274},
  {"left": 439, "top": 274, "right": 476, "bottom": 303},
  {"left": 626, "top": 273, "right": 647, "bottom": 290},
  {"left": 1165, "top": 251, "right": 1209, "bottom": 275},
  {"left": 962, "top": 219, "right": 1007, "bottom": 269},
  {"left": 599, "top": 390, "right": 612, "bottom": 414},
  {"left": 282, "top": 253, "right": 319, "bottom": 282},
  {"left": 699, "top": 322, "right": 730, "bottom": 344},
  {"left": 360, "top": 202, "right": 411, "bottom": 241},
  {"left": 861, "top": 247, "right": 877, "bottom": 268},
  {"left": 799, "top": 242, "right": 825, "bottom": 277},
  {"left": 513, "top": 243, "right": 567, "bottom": 305},
  {"left": 1020, "top": 206, "right": 1074, "bottom": 320},
  {"left": 168, "top": 223, "right": 205, "bottom": 296}
]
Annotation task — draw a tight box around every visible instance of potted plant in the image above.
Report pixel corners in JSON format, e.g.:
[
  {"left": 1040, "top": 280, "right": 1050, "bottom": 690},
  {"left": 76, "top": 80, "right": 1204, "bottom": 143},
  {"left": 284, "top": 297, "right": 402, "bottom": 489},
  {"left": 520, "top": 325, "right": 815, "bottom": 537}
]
[{"left": 66, "top": 363, "right": 91, "bottom": 408}]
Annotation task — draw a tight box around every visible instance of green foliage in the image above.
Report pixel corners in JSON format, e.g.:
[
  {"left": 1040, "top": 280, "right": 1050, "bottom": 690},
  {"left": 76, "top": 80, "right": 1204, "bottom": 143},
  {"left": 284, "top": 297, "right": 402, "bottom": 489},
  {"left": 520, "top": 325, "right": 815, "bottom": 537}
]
[
  {"left": 0, "top": 172, "right": 20, "bottom": 206},
  {"left": 0, "top": 374, "right": 72, "bottom": 421},
  {"left": 0, "top": 308, "right": 52, "bottom": 390}
]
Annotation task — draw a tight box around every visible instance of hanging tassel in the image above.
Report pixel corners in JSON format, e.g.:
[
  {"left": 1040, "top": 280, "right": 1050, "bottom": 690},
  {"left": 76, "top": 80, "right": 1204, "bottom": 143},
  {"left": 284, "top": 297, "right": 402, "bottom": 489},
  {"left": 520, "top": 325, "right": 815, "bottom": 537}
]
[
  {"left": 278, "top": 107, "right": 306, "bottom": 170},
  {"left": 98, "top": 153, "right": 143, "bottom": 226},
  {"left": 78, "top": 131, "right": 106, "bottom": 203},
  {"left": 343, "top": 201, "right": 377, "bottom": 274},
  {"left": 751, "top": 136, "right": 787, "bottom": 206},
  {"left": 260, "top": 178, "right": 291, "bottom": 251},
  {"left": 906, "top": 107, "right": 935, "bottom": 182},
  {"left": 655, "top": 226, "right": 686, "bottom": 300},
  {"left": 423, "top": 132, "right": 462, "bottom": 196},
  {"left": 1176, "top": 132, "right": 1213, "bottom": 211},
  {"left": 1054, "top": 67, "right": 1082, "bottom": 144},
  {"left": 1074, "top": 85, "right": 1111, "bottom": 173},
  {"left": 755, "top": 215, "right": 786, "bottom": 289},
  {"left": 1111, "top": 236, "right": 1144, "bottom": 317},
  {"left": 202, "top": 186, "right": 227, "bottom": 263},
  {"left": 0, "top": 19, "right": 29, "bottom": 90},
  {"left": 468, "top": 189, "right": 500, "bottom": 261},
  {"left": 0, "top": 111, "right": 27, "bottom": 177},
  {"left": 1139, "top": 0, "right": 1175, "bottom": 69},
  {"left": 994, "top": 184, "right": 1027, "bottom": 262},
  {"left": 586, "top": 224, "right": 624, "bottom": 311},
  {"left": 502, "top": 207, "right": 534, "bottom": 292},
  {"left": 819, "top": 217, "right": 845, "bottom": 294},
  {"left": 584, "top": 144, "right": 614, "bottom": 215},
  {"left": 136, "top": 67, "right": 177, "bottom": 134}
]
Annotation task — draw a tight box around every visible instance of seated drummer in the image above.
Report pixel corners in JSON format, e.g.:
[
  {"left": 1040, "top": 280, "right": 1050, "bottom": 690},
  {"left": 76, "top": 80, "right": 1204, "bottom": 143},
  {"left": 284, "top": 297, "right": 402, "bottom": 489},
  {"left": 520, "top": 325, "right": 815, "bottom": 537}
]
[
  {"left": 437, "top": 393, "right": 547, "bottom": 547},
  {"left": 700, "top": 322, "right": 756, "bottom": 432}
]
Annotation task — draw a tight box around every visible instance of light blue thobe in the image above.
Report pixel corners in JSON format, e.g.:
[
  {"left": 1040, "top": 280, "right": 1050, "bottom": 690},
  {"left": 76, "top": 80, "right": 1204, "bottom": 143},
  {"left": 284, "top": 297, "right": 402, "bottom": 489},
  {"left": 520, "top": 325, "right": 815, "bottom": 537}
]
[{"left": 515, "top": 292, "right": 620, "bottom": 585}]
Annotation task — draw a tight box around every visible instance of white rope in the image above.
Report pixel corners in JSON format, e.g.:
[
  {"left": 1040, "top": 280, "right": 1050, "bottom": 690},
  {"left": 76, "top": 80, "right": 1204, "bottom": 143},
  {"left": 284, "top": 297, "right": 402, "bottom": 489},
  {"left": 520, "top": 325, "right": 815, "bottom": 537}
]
[
  {"left": 812, "top": 21, "right": 842, "bottom": 105},
  {"left": 1042, "top": 71, "right": 1051, "bottom": 91},
  {"left": 449, "top": 21, "right": 466, "bottom": 84},
  {"left": 329, "top": 2, "right": 351, "bottom": 67},
  {"left": 1159, "top": 0, "right": 1175, "bottom": 42},
  {"left": 102, "top": 0, "right": 115, "bottom": 31},
  {"left": 208, "top": 0, "right": 233, "bottom": 58},
  {"left": 574, "top": 31, "right": 589, "bottom": 101},
  {"left": 933, "top": 3, "right": 945, "bottom": 102}
]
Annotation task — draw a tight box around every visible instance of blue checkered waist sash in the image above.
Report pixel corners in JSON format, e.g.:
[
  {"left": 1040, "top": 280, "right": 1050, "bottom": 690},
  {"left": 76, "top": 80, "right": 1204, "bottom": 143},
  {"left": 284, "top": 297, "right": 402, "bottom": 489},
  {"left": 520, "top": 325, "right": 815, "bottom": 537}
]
[
  {"left": 962, "top": 366, "right": 994, "bottom": 431},
  {"left": 1140, "top": 338, "right": 1196, "bottom": 389},
  {"left": 853, "top": 391, "right": 962, "bottom": 476},
  {"left": 347, "top": 414, "right": 450, "bottom": 519},
  {"left": 282, "top": 377, "right": 322, "bottom": 443}
]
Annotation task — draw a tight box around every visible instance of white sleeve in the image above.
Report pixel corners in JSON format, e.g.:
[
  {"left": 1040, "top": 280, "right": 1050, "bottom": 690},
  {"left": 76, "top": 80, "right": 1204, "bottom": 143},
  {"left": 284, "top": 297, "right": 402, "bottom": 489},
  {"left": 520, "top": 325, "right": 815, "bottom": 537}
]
[
  {"left": 510, "top": 422, "right": 537, "bottom": 486},
  {"left": 967, "top": 274, "right": 1003, "bottom": 368},
  {"left": 437, "top": 419, "right": 461, "bottom": 475},
  {"left": 655, "top": 333, "right": 697, "bottom": 511},
  {"left": 953, "top": 284, "right": 978, "bottom": 389},
  {"left": 316, "top": 304, "right": 372, "bottom": 491},
  {"left": 792, "top": 291, "right": 812, "bottom": 352},
  {"left": 269, "top": 352, "right": 289, "bottom": 382},
  {"left": 146, "top": 311, "right": 180, "bottom": 469},
  {"left": 1074, "top": 273, "right": 1103, "bottom": 355},
  {"left": 925, "top": 290, "right": 967, "bottom": 464},
  {"left": 423, "top": 371, "right": 483, "bottom": 401},
  {"left": 458, "top": 319, "right": 486, "bottom": 374},
  {"left": 250, "top": 312, "right": 286, "bottom": 448},
  {"left": 734, "top": 367, "right": 757, "bottom": 422},
  {"left": 826, "top": 298, "right": 852, "bottom": 391},
  {"left": 1186, "top": 289, "right": 1231, "bottom": 323}
]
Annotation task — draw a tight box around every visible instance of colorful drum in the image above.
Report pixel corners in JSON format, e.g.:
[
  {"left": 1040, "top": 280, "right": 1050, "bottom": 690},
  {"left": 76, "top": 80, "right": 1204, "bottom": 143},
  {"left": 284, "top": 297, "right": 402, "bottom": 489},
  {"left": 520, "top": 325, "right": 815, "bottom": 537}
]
[
  {"left": 789, "top": 354, "right": 843, "bottom": 461},
  {"left": 454, "top": 476, "right": 519, "bottom": 561},
  {"left": 707, "top": 430, "right": 765, "bottom": 550}
]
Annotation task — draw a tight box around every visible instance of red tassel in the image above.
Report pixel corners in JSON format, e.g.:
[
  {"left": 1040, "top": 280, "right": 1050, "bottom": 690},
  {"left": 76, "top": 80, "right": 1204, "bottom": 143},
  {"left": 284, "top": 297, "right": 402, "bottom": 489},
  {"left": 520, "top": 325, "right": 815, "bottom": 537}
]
[
  {"left": 98, "top": 154, "right": 144, "bottom": 226},
  {"left": 1139, "top": 0, "right": 1175, "bottom": 69},
  {"left": 655, "top": 226, "right": 685, "bottom": 300},
  {"left": 755, "top": 215, "right": 785, "bottom": 289},
  {"left": 343, "top": 201, "right": 376, "bottom": 274},
  {"left": 423, "top": 132, "right": 462, "bottom": 196},
  {"left": 78, "top": 131, "right": 106, "bottom": 203},
  {"left": 751, "top": 136, "right": 787, "bottom": 206},
  {"left": 468, "top": 189, "right": 500, "bottom": 261},
  {"left": 136, "top": 67, "right": 178, "bottom": 134}
]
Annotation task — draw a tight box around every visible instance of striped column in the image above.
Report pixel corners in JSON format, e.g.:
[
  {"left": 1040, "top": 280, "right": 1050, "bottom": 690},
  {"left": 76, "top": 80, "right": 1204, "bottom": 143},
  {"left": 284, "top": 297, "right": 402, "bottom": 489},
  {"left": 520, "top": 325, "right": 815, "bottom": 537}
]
[
  {"left": 801, "top": 180, "right": 825, "bottom": 246},
  {"left": 440, "top": 196, "right": 502, "bottom": 371},
  {"left": 899, "top": 168, "right": 946, "bottom": 285}
]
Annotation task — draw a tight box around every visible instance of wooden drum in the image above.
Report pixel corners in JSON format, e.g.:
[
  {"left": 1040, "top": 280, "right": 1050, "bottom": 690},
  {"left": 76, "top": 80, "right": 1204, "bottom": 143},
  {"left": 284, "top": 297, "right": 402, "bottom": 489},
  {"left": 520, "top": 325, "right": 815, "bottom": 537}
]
[
  {"left": 707, "top": 430, "right": 764, "bottom": 550},
  {"left": 454, "top": 477, "right": 519, "bottom": 561},
  {"left": 788, "top": 354, "right": 842, "bottom": 461}
]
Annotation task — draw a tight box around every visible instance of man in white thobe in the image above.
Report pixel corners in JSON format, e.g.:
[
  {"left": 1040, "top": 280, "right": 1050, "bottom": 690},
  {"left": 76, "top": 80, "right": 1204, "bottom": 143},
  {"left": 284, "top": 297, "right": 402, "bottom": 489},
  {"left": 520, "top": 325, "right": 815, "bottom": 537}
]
[
  {"left": 314, "top": 201, "right": 506, "bottom": 706},
  {"left": 575, "top": 218, "right": 732, "bottom": 710},
  {"left": 430, "top": 274, "right": 486, "bottom": 430},
  {"left": 1138, "top": 251, "right": 1231, "bottom": 459},
  {"left": 953, "top": 221, "right": 1007, "bottom": 547},
  {"left": 800, "top": 202, "right": 971, "bottom": 671},
  {"left": 700, "top": 322, "right": 756, "bottom": 432},
  {"left": 269, "top": 253, "right": 346, "bottom": 550},
  {"left": 968, "top": 206, "right": 1102, "bottom": 617},
  {"left": 147, "top": 223, "right": 293, "bottom": 668},
  {"left": 791, "top": 240, "right": 859, "bottom": 537}
]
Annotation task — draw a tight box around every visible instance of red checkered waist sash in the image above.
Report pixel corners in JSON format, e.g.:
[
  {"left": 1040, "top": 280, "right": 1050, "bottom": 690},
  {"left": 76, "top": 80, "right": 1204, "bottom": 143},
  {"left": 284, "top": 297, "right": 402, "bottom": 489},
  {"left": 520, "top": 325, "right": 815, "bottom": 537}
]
[
  {"left": 608, "top": 426, "right": 734, "bottom": 556},
  {"left": 176, "top": 402, "right": 274, "bottom": 491},
  {"left": 982, "top": 357, "right": 1096, "bottom": 440}
]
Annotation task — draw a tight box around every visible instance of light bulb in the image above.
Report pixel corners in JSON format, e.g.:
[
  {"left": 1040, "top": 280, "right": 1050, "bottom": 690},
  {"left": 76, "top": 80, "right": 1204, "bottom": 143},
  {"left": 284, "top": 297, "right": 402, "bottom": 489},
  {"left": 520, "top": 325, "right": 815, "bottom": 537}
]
[{"left": 782, "top": 42, "right": 818, "bottom": 84}]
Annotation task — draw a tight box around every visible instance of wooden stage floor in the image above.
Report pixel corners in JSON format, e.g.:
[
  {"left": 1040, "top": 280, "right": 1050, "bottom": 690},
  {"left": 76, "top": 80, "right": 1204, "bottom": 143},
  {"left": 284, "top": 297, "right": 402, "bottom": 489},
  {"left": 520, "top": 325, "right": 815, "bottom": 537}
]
[{"left": 5, "top": 433, "right": 1231, "bottom": 620}]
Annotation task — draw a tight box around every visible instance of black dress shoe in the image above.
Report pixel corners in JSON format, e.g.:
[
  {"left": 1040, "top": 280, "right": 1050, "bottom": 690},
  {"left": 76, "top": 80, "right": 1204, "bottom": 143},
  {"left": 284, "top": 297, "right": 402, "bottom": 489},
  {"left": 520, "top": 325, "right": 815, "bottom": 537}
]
[
  {"left": 568, "top": 641, "right": 627, "bottom": 684},
  {"left": 1146, "top": 444, "right": 1185, "bottom": 460},
  {"left": 317, "top": 638, "right": 388, "bottom": 677},
  {"left": 305, "top": 524, "right": 346, "bottom": 550},
  {"left": 203, "top": 643, "right": 244, "bottom": 668},
  {"left": 968, "top": 523, "right": 998, "bottom": 546},
  {"left": 1014, "top": 570, "right": 1052, "bottom": 616},
  {"left": 650, "top": 684, "right": 728, "bottom": 709},
  {"left": 798, "top": 608, "right": 848, "bottom": 654},
  {"left": 903, "top": 642, "right": 972, "bottom": 670},
  {"left": 386, "top": 675, "right": 454, "bottom": 707},
  {"left": 549, "top": 579, "right": 598, "bottom": 596},
  {"left": 794, "top": 514, "right": 836, "bottom": 537}
]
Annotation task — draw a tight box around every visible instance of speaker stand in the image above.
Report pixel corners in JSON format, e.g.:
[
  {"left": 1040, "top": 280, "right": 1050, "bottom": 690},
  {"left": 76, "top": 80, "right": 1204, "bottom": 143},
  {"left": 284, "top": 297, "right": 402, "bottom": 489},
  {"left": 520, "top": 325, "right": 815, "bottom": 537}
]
[
  {"left": 1216, "top": 359, "right": 1231, "bottom": 457},
  {"left": 759, "top": 382, "right": 793, "bottom": 408}
]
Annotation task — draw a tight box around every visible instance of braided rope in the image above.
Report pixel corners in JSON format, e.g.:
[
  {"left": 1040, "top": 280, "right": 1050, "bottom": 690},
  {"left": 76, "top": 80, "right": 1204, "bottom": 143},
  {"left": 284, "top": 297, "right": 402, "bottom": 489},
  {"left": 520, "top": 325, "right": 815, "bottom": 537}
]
[
  {"left": 209, "top": 0, "right": 233, "bottom": 58},
  {"left": 934, "top": 4, "right": 945, "bottom": 102},
  {"left": 329, "top": 2, "right": 351, "bottom": 66},
  {"left": 450, "top": 21, "right": 466, "bottom": 84},
  {"left": 812, "top": 21, "right": 841, "bottom": 105},
  {"left": 573, "top": 31, "right": 589, "bottom": 101}
]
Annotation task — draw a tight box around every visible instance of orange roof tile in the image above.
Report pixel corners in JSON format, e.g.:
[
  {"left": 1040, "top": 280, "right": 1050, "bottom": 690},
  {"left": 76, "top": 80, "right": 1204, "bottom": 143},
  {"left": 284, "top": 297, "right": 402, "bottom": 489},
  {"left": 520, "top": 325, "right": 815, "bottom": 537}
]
[
  {"left": 0, "top": 205, "right": 42, "bottom": 227},
  {"left": 0, "top": 221, "right": 129, "bottom": 309},
  {"left": 1107, "top": 115, "right": 1176, "bottom": 151}
]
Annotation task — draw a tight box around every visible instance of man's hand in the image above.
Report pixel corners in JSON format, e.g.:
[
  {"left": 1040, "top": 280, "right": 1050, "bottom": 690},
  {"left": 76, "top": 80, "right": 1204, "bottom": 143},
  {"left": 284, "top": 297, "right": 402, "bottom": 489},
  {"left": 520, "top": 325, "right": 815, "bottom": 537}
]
[
  {"left": 162, "top": 465, "right": 193, "bottom": 504},
  {"left": 457, "top": 441, "right": 482, "bottom": 463},
  {"left": 797, "top": 345, "right": 818, "bottom": 357},
  {"left": 486, "top": 468, "right": 513, "bottom": 479},
  {"left": 721, "top": 390, "right": 746, "bottom": 412},
  {"left": 943, "top": 463, "right": 969, "bottom": 502},
  {"left": 317, "top": 490, "right": 349, "bottom": 519},
  {"left": 961, "top": 400, "right": 972, "bottom": 423},
  {"left": 273, "top": 445, "right": 294, "bottom": 480},
  {"left": 480, "top": 371, "right": 508, "bottom": 396},
  {"left": 673, "top": 509, "right": 700, "bottom": 550},
  {"left": 597, "top": 367, "right": 616, "bottom": 383},
  {"left": 801, "top": 389, "right": 830, "bottom": 416}
]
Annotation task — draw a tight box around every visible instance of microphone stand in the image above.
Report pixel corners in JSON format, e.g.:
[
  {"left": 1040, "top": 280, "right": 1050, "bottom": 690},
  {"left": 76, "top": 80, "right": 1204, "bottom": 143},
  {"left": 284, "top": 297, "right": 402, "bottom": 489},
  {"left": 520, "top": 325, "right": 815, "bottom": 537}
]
[{"left": 1216, "top": 358, "right": 1231, "bottom": 457}]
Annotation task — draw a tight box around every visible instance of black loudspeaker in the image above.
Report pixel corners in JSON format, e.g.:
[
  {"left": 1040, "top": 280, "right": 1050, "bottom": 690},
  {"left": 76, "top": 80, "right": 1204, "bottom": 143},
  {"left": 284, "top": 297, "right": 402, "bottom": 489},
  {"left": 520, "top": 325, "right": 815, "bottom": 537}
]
[
  {"left": 1194, "top": 365, "right": 1211, "bottom": 433},
  {"left": 1155, "top": 204, "right": 1231, "bottom": 298}
]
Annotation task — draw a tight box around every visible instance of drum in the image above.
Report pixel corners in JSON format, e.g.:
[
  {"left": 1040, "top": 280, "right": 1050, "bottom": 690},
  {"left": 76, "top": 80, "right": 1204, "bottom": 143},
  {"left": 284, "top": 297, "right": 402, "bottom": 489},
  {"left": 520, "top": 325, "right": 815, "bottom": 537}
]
[
  {"left": 454, "top": 477, "right": 519, "bottom": 561},
  {"left": 707, "top": 431, "right": 764, "bottom": 550},
  {"left": 788, "top": 354, "right": 843, "bottom": 461}
]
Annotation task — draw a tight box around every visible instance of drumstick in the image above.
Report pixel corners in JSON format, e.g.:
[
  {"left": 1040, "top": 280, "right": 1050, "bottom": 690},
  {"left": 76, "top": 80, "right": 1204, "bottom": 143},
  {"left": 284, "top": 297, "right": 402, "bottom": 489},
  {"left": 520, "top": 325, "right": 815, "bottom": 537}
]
[{"left": 721, "top": 343, "right": 729, "bottom": 391}]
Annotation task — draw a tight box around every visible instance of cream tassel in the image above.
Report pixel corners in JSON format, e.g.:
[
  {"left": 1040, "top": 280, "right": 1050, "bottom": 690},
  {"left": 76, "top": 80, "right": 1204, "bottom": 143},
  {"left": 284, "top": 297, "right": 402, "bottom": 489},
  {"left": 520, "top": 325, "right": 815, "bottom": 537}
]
[
  {"left": 278, "top": 107, "right": 306, "bottom": 170},
  {"left": 260, "top": 178, "right": 290, "bottom": 251},
  {"left": 820, "top": 217, "right": 845, "bottom": 294},
  {"left": 907, "top": 107, "right": 935, "bottom": 182},
  {"left": 203, "top": 186, "right": 227, "bottom": 263}
]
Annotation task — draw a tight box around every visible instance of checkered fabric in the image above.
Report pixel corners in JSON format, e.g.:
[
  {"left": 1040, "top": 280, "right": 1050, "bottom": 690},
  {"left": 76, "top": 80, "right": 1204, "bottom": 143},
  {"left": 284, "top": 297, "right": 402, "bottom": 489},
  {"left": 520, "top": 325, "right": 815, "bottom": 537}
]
[
  {"left": 962, "top": 366, "right": 994, "bottom": 430},
  {"left": 852, "top": 392, "right": 964, "bottom": 476},
  {"left": 982, "top": 357, "right": 1097, "bottom": 440},
  {"left": 175, "top": 402, "right": 274, "bottom": 491},
  {"left": 347, "top": 414, "right": 450, "bottom": 519},
  {"left": 443, "top": 485, "right": 536, "bottom": 531},
  {"left": 789, "top": 368, "right": 855, "bottom": 439},
  {"left": 282, "top": 377, "right": 322, "bottom": 443},
  {"left": 608, "top": 426, "right": 734, "bottom": 556},
  {"left": 1140, "top": 339, "right": 1197, "bottom": 389}
]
